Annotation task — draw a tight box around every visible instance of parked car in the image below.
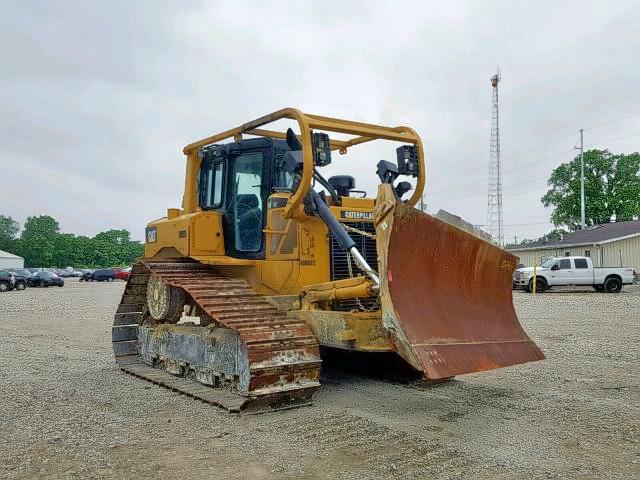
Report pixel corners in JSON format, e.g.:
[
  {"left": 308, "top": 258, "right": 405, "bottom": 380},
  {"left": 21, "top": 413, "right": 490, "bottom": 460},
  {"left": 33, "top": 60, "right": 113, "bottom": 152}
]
[
  {"left": 513, "top": 256, "right": 636, "bottom": 293},
  {"left": 61, "top": 267, "right": 83, "bottom": 277},
  {"left": 6, "top": 268, "right": 30, "bottom": 289},
  {"left": 0, "top": 269, "right": 15, "bottom": 292},
  {"left": 92, "top": 268, "right": 117, "bottom": 282},
  {"left": 28, "top": 271, "right": 65, "bottom": 287},
  {"left": 79, "top": 271, "right": 95, "bottom": 282},
  {"left": 114, "top": 267, "right": 130, "bottom": 281},
  {"left": 8, "top": 268, "right": 29, "bottom": 276}
]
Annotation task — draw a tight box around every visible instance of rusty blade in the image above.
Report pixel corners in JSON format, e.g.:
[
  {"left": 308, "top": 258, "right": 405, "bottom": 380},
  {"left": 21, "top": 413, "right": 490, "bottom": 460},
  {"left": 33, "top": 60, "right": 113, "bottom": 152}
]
[{"left": 377, "top": 202, "right": 544, "bottom": 379}]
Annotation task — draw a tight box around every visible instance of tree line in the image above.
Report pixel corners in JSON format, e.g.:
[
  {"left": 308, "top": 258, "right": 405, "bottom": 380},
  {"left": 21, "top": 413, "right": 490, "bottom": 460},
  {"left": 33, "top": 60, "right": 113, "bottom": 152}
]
[
  {"left": 0, "top": 215, "right": 143, "bottom": 268},
  {"left": 505, "top": 148, "right": 640, "bottom": 248}
]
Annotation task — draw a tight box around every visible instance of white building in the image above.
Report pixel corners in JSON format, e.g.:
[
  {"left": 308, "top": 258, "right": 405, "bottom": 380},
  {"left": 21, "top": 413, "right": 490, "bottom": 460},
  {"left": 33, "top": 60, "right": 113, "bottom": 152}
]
[
  {"left": 0, "top": 250, "right": 24, "bottom": 269},
  {"left": 508, "top": 220, "right": 640, "bottom": 271}
]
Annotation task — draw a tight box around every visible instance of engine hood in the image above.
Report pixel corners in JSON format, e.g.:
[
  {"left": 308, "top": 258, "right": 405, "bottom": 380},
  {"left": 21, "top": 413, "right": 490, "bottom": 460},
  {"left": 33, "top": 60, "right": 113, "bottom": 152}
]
[{"left": 516, "top": 266, "right": 549, "bottom": 274}]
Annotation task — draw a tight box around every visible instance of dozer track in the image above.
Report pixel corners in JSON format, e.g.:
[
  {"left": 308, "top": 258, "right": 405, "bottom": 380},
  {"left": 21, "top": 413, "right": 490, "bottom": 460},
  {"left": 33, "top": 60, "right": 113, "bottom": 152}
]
[{"left": 112, "top": 258, "right": 321, "bottom": 413}]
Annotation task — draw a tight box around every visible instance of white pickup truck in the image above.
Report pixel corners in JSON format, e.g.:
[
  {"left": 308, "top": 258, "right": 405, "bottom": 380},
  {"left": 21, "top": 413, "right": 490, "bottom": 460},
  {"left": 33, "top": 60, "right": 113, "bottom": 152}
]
[{"left": 513, "top": 256, "right": 636, "bottom": 293}]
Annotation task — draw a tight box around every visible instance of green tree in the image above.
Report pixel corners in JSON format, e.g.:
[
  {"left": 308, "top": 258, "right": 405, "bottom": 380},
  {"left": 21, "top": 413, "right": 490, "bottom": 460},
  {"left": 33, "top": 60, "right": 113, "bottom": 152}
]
[
  {"left": 124, "top": 240, "right": 144, "bottom": 265},
  {"left": 92, "top": 229, "right": 143, "bottom": 267},
  {"left": 21, "top": 215, "right": 60, "bottom": 240},
  {"left": 505, "top": 228, "right": 568, "bottom": 249},
  {"left": 0, "top": 215, "right": 20, "bottom": 251},
  {"left": 93, "top": 229, "right": 127, "bottom": 266},
  {"left": 542, "top": 149, "right": 640, "bottom": 229},
  {"left": 1, "top": 212, "right": 142, "bottom": 267},
  {"left": 19, "top": 215, "right": 60, "bottom": 266},
  {"left": 69, "top": 236, "right": 94, "bottom": 268},
  {"left": 53, "top": 233, "right": 80, "bottom": 267}
]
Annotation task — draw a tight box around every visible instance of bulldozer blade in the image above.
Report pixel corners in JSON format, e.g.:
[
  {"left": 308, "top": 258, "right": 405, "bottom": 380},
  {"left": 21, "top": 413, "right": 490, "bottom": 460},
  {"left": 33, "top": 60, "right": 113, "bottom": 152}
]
[{"left": 375, "top": 190, "right": 544, "bottom": 379}]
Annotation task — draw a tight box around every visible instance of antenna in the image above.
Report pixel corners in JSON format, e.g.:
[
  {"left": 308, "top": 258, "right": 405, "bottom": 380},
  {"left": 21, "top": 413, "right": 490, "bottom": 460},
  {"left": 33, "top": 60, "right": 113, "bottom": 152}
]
[{"left": 487, "top": 68, "right": 504, "bottom": 246}]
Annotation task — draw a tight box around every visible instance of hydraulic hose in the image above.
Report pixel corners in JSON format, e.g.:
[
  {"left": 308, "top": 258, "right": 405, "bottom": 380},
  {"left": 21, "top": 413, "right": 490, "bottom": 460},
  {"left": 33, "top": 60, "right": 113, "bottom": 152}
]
[{"left": 307, "top": 190, "right": 380, "bottom": 286}]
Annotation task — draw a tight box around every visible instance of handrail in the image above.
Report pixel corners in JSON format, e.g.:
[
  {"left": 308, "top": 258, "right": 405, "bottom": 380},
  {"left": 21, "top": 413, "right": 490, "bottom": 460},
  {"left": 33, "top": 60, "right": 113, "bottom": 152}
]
[{"left": 181, "top": 107, "right": 426, "bottom": 218}]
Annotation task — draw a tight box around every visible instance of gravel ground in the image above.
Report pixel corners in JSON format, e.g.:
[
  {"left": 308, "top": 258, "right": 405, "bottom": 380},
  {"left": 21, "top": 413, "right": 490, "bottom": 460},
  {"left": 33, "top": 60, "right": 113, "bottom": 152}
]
[{"left": 1, "top": 279, "right": 638, "bottom": 479}]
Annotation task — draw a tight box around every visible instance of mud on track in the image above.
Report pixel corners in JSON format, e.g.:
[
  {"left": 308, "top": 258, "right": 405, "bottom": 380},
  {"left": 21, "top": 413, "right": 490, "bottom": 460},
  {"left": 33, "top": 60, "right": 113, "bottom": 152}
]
[{"left": 1, "top": 280, "right": 638, "bottom": 479}]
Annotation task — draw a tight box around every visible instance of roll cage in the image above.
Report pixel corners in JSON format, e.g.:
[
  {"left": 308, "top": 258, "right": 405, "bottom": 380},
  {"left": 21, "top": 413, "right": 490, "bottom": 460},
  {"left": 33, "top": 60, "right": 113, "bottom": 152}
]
[{"left": 181, "top": 107, "right": 425, "bottom": 219}]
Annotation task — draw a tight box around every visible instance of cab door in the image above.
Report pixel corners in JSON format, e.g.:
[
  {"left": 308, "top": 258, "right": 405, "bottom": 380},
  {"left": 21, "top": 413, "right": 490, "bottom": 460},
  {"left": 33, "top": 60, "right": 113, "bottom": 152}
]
[
  {"left": 226, "top": 151, "right": 267, "bottom": 259},
  {"left": 572, "top": 258, "right": 592, "bottom": 284},
  {"left": 549, "top": 258, "right": 574, "bottom": 285}
]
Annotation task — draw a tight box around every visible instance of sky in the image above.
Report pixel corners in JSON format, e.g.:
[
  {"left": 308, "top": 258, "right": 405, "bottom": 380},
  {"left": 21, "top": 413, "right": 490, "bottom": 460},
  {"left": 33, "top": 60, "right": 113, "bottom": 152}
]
[{"left": 1, "top": 0, "right": 639, "bottom": 243}]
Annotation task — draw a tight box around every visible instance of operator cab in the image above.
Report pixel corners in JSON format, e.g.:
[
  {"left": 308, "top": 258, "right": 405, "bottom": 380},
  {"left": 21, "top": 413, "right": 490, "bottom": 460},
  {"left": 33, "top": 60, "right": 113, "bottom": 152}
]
[{"left": 198, "top": 138, "right": 293, "bottom": 259}]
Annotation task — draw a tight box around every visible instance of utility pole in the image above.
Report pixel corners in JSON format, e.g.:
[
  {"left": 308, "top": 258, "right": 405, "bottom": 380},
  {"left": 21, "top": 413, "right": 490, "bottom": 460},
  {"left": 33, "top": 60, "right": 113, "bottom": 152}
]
[
  {"left": 419, "top": 195, "right": 425, "bottom": 212},
  {"left": 580, "top": 128, "right": 585, "bottom": 229}
]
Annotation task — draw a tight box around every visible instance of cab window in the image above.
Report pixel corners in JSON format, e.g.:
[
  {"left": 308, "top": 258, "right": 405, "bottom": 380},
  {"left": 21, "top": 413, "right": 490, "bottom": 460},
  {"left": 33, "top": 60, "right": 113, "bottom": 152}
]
[
  {"left": 199, "top": 157, "right": 225, "bottom": 209},
  {"left": 574, "top": 258, "right": 588, "bottom": 269},
  {"left": 558, "top": 259, "right": 571, "bottom": 269},
  {"left": 232, "top": 152, "right": 264, "bottom": 252},
  {"left": 273, "top": 153, "right": 294, "bottom": 191}
]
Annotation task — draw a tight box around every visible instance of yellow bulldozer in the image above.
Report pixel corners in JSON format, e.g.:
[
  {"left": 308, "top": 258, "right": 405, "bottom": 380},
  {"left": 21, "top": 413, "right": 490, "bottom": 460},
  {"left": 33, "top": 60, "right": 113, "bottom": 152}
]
[{"left": 112, "top": 108, "right": 544, "bottom": 412}]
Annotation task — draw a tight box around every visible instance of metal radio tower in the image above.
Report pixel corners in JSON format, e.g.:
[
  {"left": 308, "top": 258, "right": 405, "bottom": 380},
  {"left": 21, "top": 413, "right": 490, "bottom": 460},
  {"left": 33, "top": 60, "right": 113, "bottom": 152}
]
[{"left": 487, "top": 68, "right": 504, "bottom": 246}]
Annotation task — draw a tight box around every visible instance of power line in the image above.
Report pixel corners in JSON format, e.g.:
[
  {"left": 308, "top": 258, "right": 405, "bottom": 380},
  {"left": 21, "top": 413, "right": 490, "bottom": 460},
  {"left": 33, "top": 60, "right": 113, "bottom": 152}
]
[
  {"left": 583, "top": 112, "right": 640, "bottom": 132},
  {"left": 442, "top": 185, "right": 549, "bottom": 211},
  {"left": 501, "top": 148, "right": 575, "bottom": 175},
  {"left": 505, "top": 131, "right": 640, "bottom": 179},
  {"left": 440, "top": 131, "right": 640, "bottom": 210},
  {"left": 433, "top": 132, "right": 577, "bottom": 183},
  {"left": 433, "top": 111, "right": 640, "bottom": 184},
  {"left": 430, "top": 172, "right": 548, "bottom": 197},
  {"left": 500, "top": 133, "right": 577, "bottom": 164},
  {"left": 428, "top": 150, "right": 568, "bottom": 195},
  {"left": 428, "top": 130, "right": 640, "bottom": 196},
  {"left": 428, "top": 176, "right": 488, "bottom": 195},
  {"left": 474, "top": 221, "right": 550, "bottom": 227},
  {"left": 482, "top": 184, "right": 548, "bottom": 203},
  {"left": 584, "top": 131, "right": 640, "bottom": 148}
]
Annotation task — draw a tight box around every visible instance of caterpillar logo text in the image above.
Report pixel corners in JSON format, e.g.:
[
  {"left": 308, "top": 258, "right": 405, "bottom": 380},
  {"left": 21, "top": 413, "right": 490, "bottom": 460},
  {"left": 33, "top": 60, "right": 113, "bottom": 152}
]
[{"left": 341, "top": 211, "right": 374, "bottom": 220}]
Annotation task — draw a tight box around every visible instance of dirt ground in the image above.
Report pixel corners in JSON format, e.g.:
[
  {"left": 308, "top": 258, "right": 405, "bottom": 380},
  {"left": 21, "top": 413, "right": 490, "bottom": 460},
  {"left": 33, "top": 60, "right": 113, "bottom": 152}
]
[{"left": 1, "top": 279, "right": 638, "bottom": 479}]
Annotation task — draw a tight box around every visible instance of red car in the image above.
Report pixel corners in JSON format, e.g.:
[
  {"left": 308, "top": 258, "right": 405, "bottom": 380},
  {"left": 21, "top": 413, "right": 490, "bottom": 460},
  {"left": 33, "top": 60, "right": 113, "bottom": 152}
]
[{"left": 114, "top": 268, "right": 131, "bottom": 281}]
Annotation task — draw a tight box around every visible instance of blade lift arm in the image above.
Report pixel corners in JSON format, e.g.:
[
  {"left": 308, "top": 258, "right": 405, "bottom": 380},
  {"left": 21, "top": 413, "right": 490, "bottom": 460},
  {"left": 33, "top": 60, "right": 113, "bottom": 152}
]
[
  {"left": 306, "top": 188, "right": 380, "bottom": 288},
  {"left": 282, "top": 129, "right": 382, "bottom": 289}
]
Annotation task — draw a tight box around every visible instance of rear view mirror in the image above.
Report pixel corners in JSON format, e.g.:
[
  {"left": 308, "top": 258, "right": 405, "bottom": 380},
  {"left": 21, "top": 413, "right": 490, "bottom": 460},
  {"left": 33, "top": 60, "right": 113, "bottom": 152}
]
[{"left": 551, "top": 264, "right": 559, "bottom": 271}]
